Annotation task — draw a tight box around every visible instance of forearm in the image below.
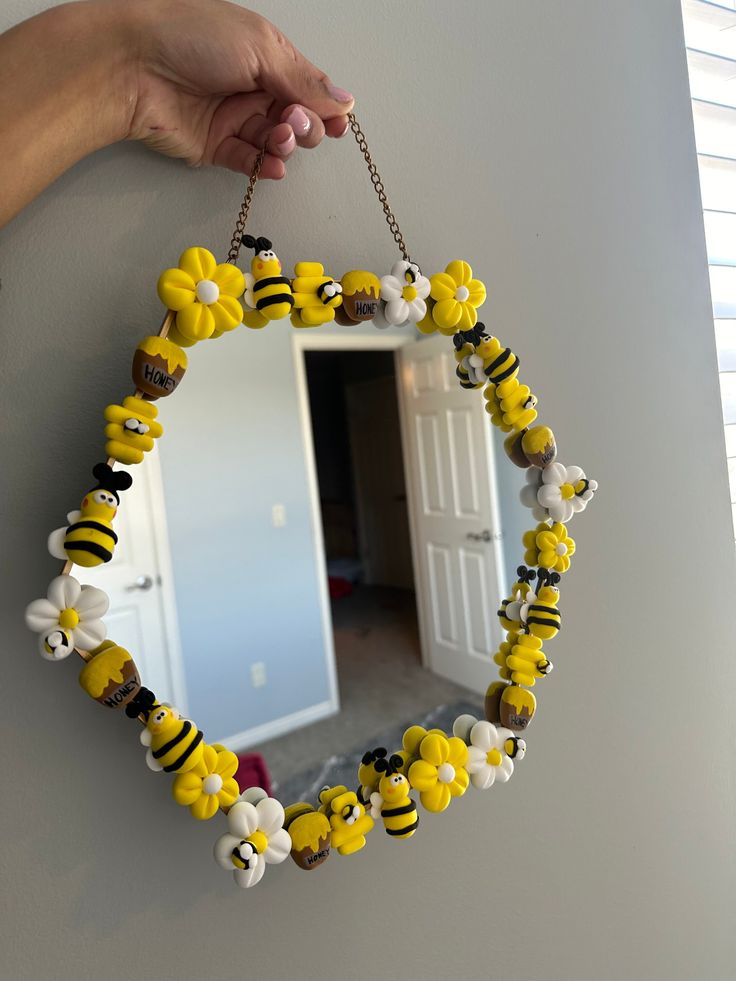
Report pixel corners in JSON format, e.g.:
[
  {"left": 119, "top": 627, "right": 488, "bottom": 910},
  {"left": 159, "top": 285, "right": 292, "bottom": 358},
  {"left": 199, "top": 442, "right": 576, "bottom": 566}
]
[{"left": 0, "top": 2, "right": 137, "bottom": 227}]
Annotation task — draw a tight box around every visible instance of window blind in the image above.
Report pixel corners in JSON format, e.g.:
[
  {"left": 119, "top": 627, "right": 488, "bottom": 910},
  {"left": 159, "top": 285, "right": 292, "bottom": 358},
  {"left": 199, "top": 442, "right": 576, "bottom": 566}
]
[{"left": 682, "top": 0, "right": 736, "bottom": 537}]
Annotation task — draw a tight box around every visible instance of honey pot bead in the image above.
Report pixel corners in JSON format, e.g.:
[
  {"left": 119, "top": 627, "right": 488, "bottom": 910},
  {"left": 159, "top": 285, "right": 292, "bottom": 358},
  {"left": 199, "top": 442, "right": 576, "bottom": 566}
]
[
  {"left": 132, "top": 336, "right": 188, "bottom": 399},
  {"left": 79, "top": 640, "right": 141, "bottom": 709}
]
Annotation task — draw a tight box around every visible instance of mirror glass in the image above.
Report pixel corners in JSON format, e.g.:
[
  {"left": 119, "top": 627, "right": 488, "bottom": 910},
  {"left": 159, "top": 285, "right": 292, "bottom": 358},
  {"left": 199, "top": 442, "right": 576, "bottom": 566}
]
[{"left": 83, "top": 327, "right": 524, "bottom": 801}]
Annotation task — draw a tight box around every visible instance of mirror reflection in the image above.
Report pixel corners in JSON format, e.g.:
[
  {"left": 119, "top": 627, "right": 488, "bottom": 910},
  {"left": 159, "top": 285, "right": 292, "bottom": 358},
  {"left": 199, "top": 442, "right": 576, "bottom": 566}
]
[{"left": 82, "top": 327, "right": 524, "bottom": 801}]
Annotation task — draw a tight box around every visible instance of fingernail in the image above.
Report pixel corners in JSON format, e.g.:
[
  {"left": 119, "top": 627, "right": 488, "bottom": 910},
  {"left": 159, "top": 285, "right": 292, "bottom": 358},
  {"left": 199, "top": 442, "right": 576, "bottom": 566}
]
[
  {"left": 285, "top": 106, "right": 311, "bottom": 135},
  {"left": 327, "top": 84, "right": 354, "bottom": 104},
  {"left": 337, "top": 118, "right": 349, "bottom": 137},
  {"left": 276, "top": 132, "right": 296, "bottom": 155}
]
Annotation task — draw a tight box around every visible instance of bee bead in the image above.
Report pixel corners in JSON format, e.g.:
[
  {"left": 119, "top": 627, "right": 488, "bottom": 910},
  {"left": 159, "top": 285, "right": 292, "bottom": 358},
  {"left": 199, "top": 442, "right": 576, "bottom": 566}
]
[
  {"left": 132, "top": 336, "right": 188, "bottom": 400},
  {"left": 104, "top": 396, "right": 163, "bottom": 465}
]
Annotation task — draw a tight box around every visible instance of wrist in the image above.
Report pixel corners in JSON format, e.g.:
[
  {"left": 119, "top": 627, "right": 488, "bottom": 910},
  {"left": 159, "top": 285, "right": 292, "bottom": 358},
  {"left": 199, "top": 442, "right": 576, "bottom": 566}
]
[{"left": 46, "top": 1, "right": 140, "bottom": 149}]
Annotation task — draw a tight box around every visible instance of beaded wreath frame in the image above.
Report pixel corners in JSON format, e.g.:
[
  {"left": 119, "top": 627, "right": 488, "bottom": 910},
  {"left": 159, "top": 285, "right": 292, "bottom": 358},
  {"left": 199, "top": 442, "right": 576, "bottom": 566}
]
[{"left": 24, "top": 115, "right": 597, "bottom": 887}]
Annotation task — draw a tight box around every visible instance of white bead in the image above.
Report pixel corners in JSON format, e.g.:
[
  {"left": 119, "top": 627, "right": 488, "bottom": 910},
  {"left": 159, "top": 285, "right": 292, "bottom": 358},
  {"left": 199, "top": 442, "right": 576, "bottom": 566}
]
[
  {"left": 203, "top": 773, "right": 224, "bottom": 796},
  {"left": 455, "top": 285, "right": 470, "bottom": 302},
  {"left": 437, "top": 762, "right": 456, "bottom": 784},
  {"left": 195, "top": 279, "right": 220, "bottom": 305},
  {"left": 555, "top": 543, "right": 567, "bottom": 555}
]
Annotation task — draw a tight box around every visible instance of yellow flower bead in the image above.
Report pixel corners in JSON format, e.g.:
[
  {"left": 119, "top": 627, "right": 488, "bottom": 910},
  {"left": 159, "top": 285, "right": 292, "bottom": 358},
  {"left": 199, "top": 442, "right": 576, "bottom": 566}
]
[
  {"left": 428, "top": 260, "right": 487, "bottom": 335},
  {"left": 407, "top": 732, "right": 469, "bottom": 812},
  {"left": 157, "top": 247, "right": 245, "bottom": 342},
  {"left": 172, "top": 743, "right": 240, "bottom": 820}
]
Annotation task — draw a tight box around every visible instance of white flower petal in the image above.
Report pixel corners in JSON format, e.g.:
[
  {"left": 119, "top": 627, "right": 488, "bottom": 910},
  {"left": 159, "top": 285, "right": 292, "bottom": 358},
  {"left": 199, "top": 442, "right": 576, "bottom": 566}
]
[
  {"left": 255, "top": 797, "right": 285, "bottom": 837},
  {"left": 227, "top": 800, "right": 258, "bottom": 839},
  {"left": 214, "top": 832, "right": 240, "bottom": 871},
  {"left": 75, "top": 585, "right": 110, "bottom": 620},
  {"left": 470, "top": 766, "right": 495, "bottom": 790},
  {"left": 240, "top": 786, "right": 267, "bottom": 807},
  {"left": 566, "top": 466, "right": 584, "bottom": 484},
  {"left": 497, "top": 757, "right": 514, "bottom": 782},
  {"left": 452, "top": 714, "right": 478, "bottom": 743},
  {"left": 542, "top": 462, "right": 566, "bottom": 486},
  {"left": 25, "top": 598, "right": 61, "bottom": 633},
  {"left": 406, "top": 297, "right": 427, "bottom": 322},
  {"left": 384, "top": 298, "right": 409, "bottom": 325},
  {"left": 48, "top": 574, "right": 81, "bottom": 612},
  {"left": 380, "top": 275, "right": 404, "bottom": 301},
  {"left": 520, "top": 484, "right": 541, "bottom": 510},
  {"left": 466, "top": 745, "right": 488, "bottom": 774},
  {"left": 263, "top": 828, "right": 291, "bottom": 865},
  {"left": 72, "top": 618, "right": 107, "bottom": 651},
  {"left": 470, "top": 720, "right": 496, "bottom": 752},
  {"left": 538, "top": 485, "right": 562, "bottom": 507},
  {"left": 234, "top": 862, "right": 265, "bottom": 889},
  {"left": 548, "top": 499, "right": 574, "bottom": 522},
  {"left": 414, "top": 276, "right": 431, "bottom": 299}
]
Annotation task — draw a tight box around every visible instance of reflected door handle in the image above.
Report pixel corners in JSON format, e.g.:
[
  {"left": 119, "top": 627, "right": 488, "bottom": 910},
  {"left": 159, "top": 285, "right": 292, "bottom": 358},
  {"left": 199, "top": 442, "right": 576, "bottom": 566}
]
[
  {"left": 466, "top": 530, "right": 492, "bottom": 543},
  {"left": 126, "top": 574, "right": 154, "bottom": 591}
]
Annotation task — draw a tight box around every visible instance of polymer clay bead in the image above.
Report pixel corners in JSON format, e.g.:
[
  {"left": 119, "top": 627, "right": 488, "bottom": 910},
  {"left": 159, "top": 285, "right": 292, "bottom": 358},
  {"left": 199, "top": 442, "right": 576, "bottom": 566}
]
[
  {"left": 291, "top": 262, "right": 343, "bottom": 327},
  {"left": 172, "top": 743, "right": 240, "bottom": 819},
  {"left": 318, "top": 786, "right": 374, "bottom": 855},
  {"left": 499, "top": 684, "right": 537, "bottom": 732},
  {"left": 506, "top": 633, "right": 552, "bottom": 686},
  {"left": 521, "top": 462, "right": 597, "bottom": 523},
  {"left": 140, "top": 703, "right": 204, "bottom": 774},
  {"left": 132, "top": 335, "right": 188, "bottom": 398},
  {"left": 504, "top": 429, "right": 532, "bottom": 468},
  {"left": 417, "top": 260, "right": 486, "bottom": 335},
  {"left": 240, "top": 234, "right": 294, "bottom": 328},
  {"left": 157, "top": 246, "right": 245, "bottom": 342},
  {"left": 406, "top": 732, "right": 469, "bottom": 813},
  {"left": 25, "top": 574, "right": 109, "bottom": 659},
  {"left": 47, "top": 463, "right": 132, "bottom": 567},
  {"left": 213, "top": 789, "right": 291, "bottom": 888},
  {"left": 379, "top": 260, "right": 430, "bottom": 325},
  {"left": 521, "top": 425, "right": 557, "bottom": 468},
  {"left": 282, "top": 802, "right": 331, "bottom": 870},
  {"left": 465, "top": 720, "right": 516, "bottom": 790},
  {"left": 368, "top": 754, "right": 419, "bottom": 839},
  {"left": 79, "top": 640, "right": 141, "bottom": 708},
  {"left": 104, "top": 396, "right": 163, "bottom": 465},
  {"left": 340, "top": 270, "right": 382, "bottom": 322}
]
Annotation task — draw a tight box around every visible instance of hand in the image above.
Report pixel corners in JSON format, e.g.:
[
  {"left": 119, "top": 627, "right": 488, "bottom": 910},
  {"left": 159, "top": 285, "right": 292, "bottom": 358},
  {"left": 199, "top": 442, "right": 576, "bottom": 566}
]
[
  {"left": 0, "top": 0, "right": 354, "bottom": 227},
  {"left": 127, "top": 0, "right": 355, "bottom": 179}
]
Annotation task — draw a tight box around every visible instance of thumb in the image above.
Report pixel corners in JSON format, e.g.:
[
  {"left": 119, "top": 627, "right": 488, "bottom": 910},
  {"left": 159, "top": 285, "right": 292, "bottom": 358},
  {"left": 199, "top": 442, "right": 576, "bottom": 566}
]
[{"left": 257, "top": 24, "right": 354, "bottom": 119}]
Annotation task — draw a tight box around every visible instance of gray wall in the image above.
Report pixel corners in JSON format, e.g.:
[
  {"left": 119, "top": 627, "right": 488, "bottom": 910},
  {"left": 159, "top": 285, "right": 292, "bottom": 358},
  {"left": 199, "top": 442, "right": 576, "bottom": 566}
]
[{"left": 1, "top": 2, "right": 735, "bottom": 979}]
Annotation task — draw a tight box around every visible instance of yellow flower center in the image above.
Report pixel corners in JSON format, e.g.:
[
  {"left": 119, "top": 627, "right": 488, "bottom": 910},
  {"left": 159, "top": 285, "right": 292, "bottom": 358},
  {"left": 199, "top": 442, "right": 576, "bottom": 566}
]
[
  {"left": 437, "top": 762, "right": 456, "bottom": 784},
  {"left": 486, "top": 748, "right": 502, "bottom": 767},
  {"left": 248, "top": 830, "right": 268, "bottom": 854},
  {"left": 560, "top": 483, "right": 575, "bottom": 500},
  {"left": 402, "top": 284, "right": 418, "bottom": 301},
  {"left": 195, "top": 279, "right": 220, "bottom": 305},
  {"left": 203, "top": 773, "right": 223, "bottom": 796},
  {"left": 455, "top": 285, "right": 470, "bottom": 302},
  {"left": 59, "top": 608, "right": 79, "bottom": 630}
]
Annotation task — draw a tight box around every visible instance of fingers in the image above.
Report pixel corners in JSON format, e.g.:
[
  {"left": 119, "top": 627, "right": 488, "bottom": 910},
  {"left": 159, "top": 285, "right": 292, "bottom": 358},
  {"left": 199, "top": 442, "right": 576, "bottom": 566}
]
[{"left": 256, "top": 19, "right": 354, "bottom": 120}]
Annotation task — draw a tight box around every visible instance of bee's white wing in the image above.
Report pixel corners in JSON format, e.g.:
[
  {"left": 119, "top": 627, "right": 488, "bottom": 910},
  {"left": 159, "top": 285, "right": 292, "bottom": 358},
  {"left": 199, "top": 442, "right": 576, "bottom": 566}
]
[
  {"left": 369, "top": 791, "right": 384, "bottom": 820},
  {"left": 243, "top": 272, "right": 256, "bottom": 310},
  {"left": 66, "top": 510, "right": 81, "bottom": 524},
  {"left": 47, "top": 526, "right": 68, "bottom": 560}
]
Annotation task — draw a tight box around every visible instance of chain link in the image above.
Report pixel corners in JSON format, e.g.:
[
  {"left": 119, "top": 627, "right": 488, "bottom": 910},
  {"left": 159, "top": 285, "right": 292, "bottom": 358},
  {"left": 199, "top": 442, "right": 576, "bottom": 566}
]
[
  {"left": 348, "top": 113, "right": 411, "bottom": 261},
  {"left": 226, "top": 146, "right": 267, "bottom": 264},
  {"left": 226, "top": 114, "right": 411, "bottom": 263}
]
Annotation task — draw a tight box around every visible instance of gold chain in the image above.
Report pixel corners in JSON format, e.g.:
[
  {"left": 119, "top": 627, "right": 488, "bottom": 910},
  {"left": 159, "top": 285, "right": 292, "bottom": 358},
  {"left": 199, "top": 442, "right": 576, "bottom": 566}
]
[
  {"left": 226, "top": 146, "right": 267, "bottom": 264},
  {"left": 226, "top": 113, "right": 411, "bottom": 263},
  {"left": 347, "top": 113, "right": 411, "bottom": 260}
]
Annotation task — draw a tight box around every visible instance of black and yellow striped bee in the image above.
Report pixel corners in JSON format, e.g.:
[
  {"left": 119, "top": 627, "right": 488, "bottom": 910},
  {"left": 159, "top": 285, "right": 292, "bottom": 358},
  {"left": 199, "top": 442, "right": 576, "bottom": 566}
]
[
  {"left": 241, "top": 234, "right": 294, "bottom": 328},
  {"left": 524, "top": 569, "right": 562, "bottom": 640},
  {"left": 48, "top": 463, "right": 132, "bottom": 567},
  {"left": 140, "top": 702, "right": 205, "bottom": 774},
  {"left": 369, "top": 753, "right": 419, "bottom": 839}
]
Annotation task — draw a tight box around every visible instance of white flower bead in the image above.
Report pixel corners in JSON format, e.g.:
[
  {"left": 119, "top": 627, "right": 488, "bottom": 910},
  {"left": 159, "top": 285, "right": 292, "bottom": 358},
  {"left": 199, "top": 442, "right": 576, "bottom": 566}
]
[
  {"left": 25, "top": 575, "right": 109, "bottom": 659},
  {"left": 213, "top": 794, "right": 290, "bottom": 889},
  {"left": 380, "top": 260, "right": 431, "bottom": 325},
  {"left": 465, "top": 721, "right": 516, "bottom": 790}
]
